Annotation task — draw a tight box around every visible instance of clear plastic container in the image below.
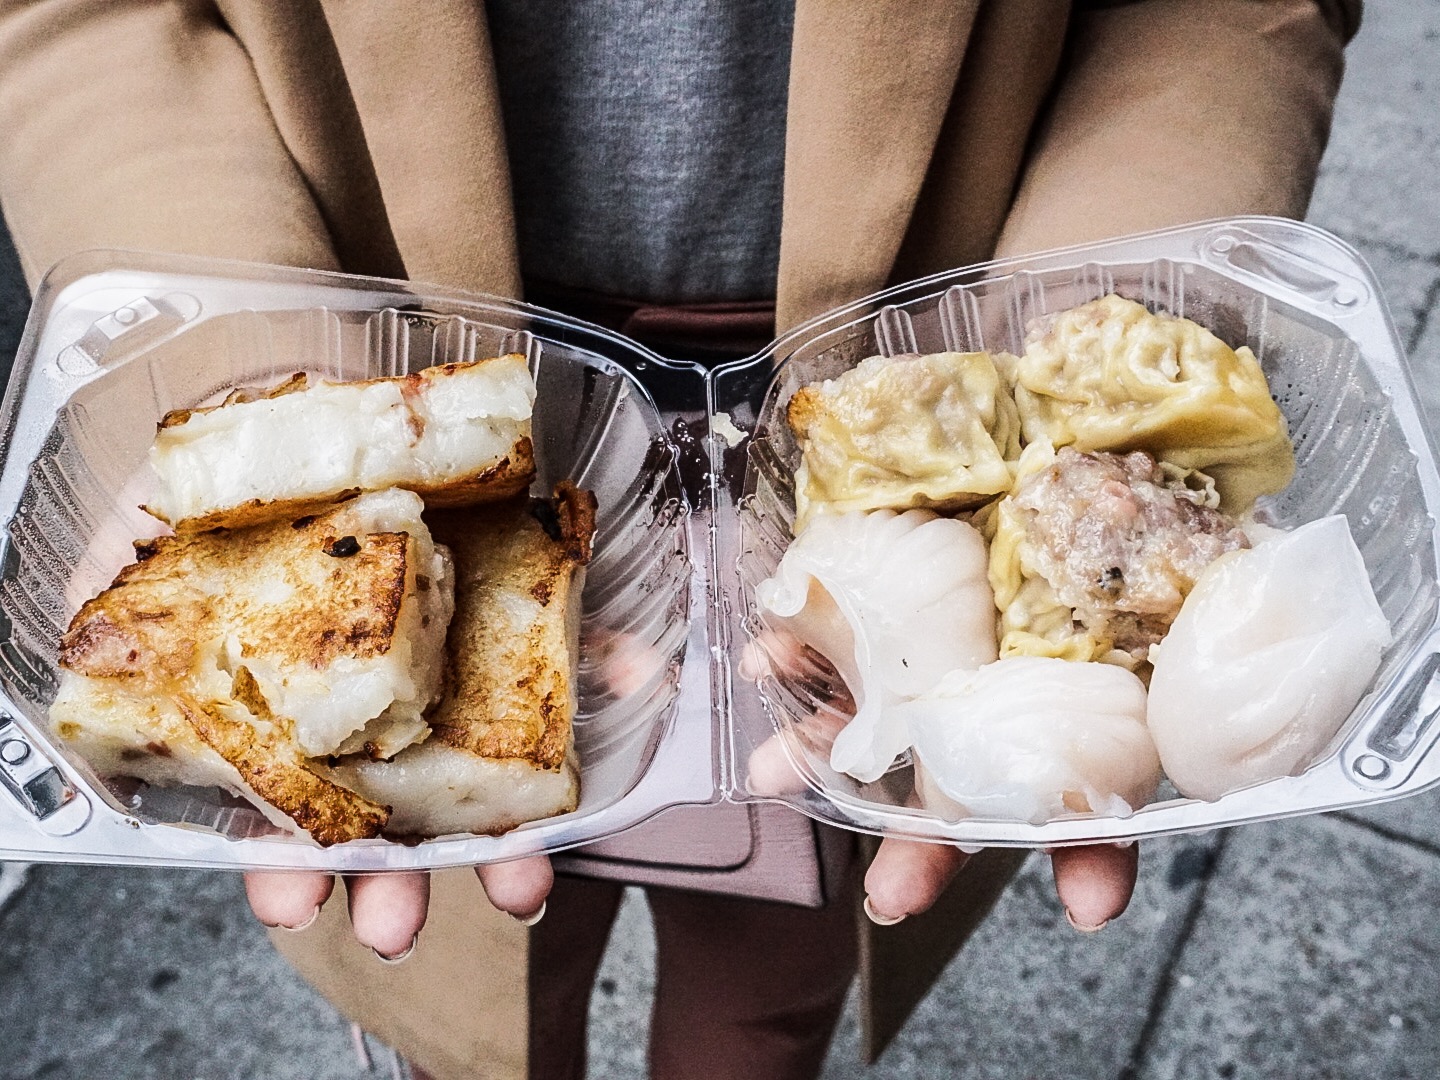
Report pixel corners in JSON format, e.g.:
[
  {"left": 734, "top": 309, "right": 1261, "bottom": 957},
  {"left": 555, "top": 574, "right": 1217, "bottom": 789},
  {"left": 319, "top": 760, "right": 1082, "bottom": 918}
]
[{"left": 1, "top": 216, "right": 1437, "bottom": 870}]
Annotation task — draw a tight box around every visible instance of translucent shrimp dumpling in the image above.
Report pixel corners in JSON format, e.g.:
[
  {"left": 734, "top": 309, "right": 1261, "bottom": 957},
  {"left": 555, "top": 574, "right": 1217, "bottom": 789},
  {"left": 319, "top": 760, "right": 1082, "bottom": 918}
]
[
  {"left": 786, "top": 351, "right": 1021, "bottom": 533},
  {"left": 897, "top": 656, "right": 1161, "bottom": 824},
  {"left": 1147, "top": 516, "right": 1392, "bottom": 801},
  {"left": 755, "top": 509, "right": 997, "bottom": 782}
]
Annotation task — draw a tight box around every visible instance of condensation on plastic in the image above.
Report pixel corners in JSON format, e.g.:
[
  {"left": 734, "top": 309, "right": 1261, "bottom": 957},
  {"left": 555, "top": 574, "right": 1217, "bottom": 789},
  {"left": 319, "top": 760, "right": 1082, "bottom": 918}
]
[{"left": 0, "top": 217, "right": 1437, "bottom": 870}]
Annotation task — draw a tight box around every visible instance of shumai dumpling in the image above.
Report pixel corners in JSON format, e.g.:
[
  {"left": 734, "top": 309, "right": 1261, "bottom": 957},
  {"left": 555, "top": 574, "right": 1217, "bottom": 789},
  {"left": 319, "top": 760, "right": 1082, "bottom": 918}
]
[
  {"left": 1010, "top": 295, "right": 1294, "bottom": 512},
  {"left": 986, "top": 440, "right": 1250, "bottom": 671},
  {"left": 985, "top": 442, "right": 1112, "bottom": 666},
  {"left": 786, "top": 351, "right": 1022, "bottom": 534}
]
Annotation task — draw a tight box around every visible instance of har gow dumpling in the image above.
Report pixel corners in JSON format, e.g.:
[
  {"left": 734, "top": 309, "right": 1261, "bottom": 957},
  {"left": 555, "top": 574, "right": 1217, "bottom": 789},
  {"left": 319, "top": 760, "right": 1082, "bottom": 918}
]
[
  {"left": 1146, "top": 515, "right": 1391, "bottom": 801},
  {"left": 899, "top": 656, "right": 1160, "bottom": 824},
  {"left": 786, "top": 351, "right": 1022, "bottom": 534},
  {"left": 755, "top": 509, "right": 997, "bottom": 783},
  {"left": 1010, "top": 294, "right": 1294, "bottom": 512}
]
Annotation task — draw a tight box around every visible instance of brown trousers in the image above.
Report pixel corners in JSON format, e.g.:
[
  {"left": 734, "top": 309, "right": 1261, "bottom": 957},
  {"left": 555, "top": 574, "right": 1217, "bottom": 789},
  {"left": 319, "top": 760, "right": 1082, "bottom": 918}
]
[
  {"left": 274, "top": 820, "right": 862, "bottom": 1080},
  {"left": 530, "top": 870, "right": 859, "bottom": 1080}
]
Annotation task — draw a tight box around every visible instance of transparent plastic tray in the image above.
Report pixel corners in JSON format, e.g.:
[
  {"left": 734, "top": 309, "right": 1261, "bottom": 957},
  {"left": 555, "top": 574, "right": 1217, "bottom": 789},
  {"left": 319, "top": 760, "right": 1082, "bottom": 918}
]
[{"left": 1, "top": 217, "right": 1437, "bottom": 870}]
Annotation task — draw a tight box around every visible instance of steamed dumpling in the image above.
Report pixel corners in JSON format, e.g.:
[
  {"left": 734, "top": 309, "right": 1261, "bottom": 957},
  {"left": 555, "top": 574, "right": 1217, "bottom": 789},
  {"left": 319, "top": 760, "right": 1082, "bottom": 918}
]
[
  {"left": 786, "top": 352, "right": 1021, "bottom": 533},
  {"left": 1147, "top": 516, "right": 1391, "bottom": 801},
  {"left": 985, "top": 441, "right": 1110, "bottom": 665},
  {"left": 986, "top": 440, "right": 1249, "bottom": 670},
  {"left": 1010, "top": 294, "right": 1294, "bottom": 512},
  {"left": 755, "top": 509, "right": 997, "bottom": 782},
  {"left": 898, "top": 656, "right": 1160, "bottom": 824}
]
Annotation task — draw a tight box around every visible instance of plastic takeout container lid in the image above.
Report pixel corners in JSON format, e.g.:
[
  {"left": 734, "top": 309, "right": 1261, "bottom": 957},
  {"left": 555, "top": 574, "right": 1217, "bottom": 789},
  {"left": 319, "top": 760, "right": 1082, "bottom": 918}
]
[{"left": 0, "top": 216, "right": 1438, "bottom": 871}]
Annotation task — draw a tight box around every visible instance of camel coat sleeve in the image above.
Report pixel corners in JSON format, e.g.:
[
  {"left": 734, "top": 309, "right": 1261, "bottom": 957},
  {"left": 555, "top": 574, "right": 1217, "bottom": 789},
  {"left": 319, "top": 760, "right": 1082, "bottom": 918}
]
[
  {"left": 0, "top": 0, "right": 403, "bottom": 289},
  {"left": 994, "top": 0, "right": 1357, "bottom": 258}
]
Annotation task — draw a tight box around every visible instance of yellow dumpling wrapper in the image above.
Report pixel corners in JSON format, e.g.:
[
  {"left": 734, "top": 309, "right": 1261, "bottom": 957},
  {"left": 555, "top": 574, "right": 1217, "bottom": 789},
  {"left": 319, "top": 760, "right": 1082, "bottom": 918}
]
[
  {"left": 1011, "top": 294, "right": 1294, "bottom": 511},
  {"left": 982, "top": 442, "right": 1117, "bottom": 667},
  {"left": 787, "top": 351, "right": 1022, "bottom": 534}
]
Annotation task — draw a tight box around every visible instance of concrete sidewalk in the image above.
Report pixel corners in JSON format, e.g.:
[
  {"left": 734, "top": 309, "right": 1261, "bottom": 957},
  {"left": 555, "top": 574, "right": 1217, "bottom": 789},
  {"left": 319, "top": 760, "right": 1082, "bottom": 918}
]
[{"left": 2, "top": 2, "right": 1439, "bottom": 1078}]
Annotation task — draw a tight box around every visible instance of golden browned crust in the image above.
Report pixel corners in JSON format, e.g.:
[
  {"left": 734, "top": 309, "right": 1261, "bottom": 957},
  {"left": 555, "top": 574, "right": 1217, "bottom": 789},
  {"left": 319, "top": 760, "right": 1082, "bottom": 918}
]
[
  {"left": 176, "top": 672, "right": 389, "bottom": 846},
  {"left": 426, "top": 487, "right": 594, "bottom": 772},
  {"left": 553, "top": 480, "right": 598, "bottom": 565},
  {"left": 158, "top": 372, "right": 311, "bottom": 430},
  {"left": 270, "top": 530, "right": 408, "bottom": 667},
  {"left": 410, "top": 436, "right": 537, "bottom": 508},
  {"left": 144, "top": 489, "right": 365, "bottom": 533},
  {"left": 148, "top": 354, "right": 537, "bottom": 531},
  {"left": 59, "top": 602, "right": 205, "bottom": 683},
  {"left": 61, "top": 504, "right": 411, "bottom": 679},
  {"left": 157, "top": 355, "right": 527, "bottom": 430},
  {"left": 149, "top": 441, "right": 536, "bottom": 533}
]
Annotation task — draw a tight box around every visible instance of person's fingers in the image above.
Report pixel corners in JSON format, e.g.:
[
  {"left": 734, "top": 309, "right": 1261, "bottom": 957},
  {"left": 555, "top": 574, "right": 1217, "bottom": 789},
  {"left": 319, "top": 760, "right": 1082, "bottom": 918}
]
[
  {"left": 345, "top": 872, "right": 431, "bottom": 961},
  {"left": 1050, "top": 843, "right": 1139, "bottom": 933},
  {"left": 739, "top": 629, "right": 804, "bottom": 683},
  {"left": 591, "top": 628, "right": 667, "bottom": 700},
  {"left": 746, "top": 733, "right": 810, "bottom": 796},
  {"left": 476, "top": 856, "right": 554, "bottom": 923},
  {"left": 863, "top": 837, "right": 971, "bottom": 924},
  {"left": 737, "top": 640, "right": 769, "bottom": 683},
  {"left": 244, "top": 871, "right": 334, "bottom": 931},
  {"left": 745, "top": 699, "right": 856, "bottom": 796}
]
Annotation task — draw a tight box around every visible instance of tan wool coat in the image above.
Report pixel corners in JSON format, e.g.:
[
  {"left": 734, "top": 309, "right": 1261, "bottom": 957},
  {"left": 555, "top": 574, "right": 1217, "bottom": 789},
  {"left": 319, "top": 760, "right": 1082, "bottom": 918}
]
[{"left": 0, "top": 1, "right": 1358, "bottom": 1077}]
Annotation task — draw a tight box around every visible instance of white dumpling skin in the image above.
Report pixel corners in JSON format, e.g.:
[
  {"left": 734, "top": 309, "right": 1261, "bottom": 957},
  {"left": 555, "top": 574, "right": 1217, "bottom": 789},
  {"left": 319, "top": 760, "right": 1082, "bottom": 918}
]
[
  {"left": 1147, "top": 515, "right": 1392, "bottom": 801},
  {"left": 755, "top": 509, "right": 997, "bottom": 782},
  {"left": 899, "top": 656, "right": 1160, "bottom": 824}
]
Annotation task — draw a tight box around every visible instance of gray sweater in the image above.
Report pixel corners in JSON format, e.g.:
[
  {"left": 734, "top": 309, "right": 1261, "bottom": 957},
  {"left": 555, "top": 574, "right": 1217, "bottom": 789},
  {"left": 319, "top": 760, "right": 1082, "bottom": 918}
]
[{"left": 486, "top": 0, "right": 795, "bottom": 305}]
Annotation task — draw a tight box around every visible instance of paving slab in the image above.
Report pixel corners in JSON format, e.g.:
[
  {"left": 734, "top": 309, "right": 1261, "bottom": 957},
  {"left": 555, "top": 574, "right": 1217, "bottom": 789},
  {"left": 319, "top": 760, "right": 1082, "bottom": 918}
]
[
  {"left": 1326, "top": 238, "right": 1440, "bottom": 354},
  {"left": 1307, "top": 0, "right": 1440, "bottom": 257},
  {"left": 1132, "top": 815, "right": 1440, "bottom": 1080},
  {"left": 1338, "top": 784, "right": 1440, "bottom": 855},
  {"left": 818, "top": 838, "right": 1222, "bottom": 1080},
  {"left": 0, "top": 864, "right": 359, "bottom": 1080},
  {"left": 1405, "top": 289, "right": 1440, "bottom": 435},
  {"left": 588, "top": 888, "right": 656, "bottom": 1080},
  {"left": 557, "top": 837, "right": 1227, "bottom": 1080}
]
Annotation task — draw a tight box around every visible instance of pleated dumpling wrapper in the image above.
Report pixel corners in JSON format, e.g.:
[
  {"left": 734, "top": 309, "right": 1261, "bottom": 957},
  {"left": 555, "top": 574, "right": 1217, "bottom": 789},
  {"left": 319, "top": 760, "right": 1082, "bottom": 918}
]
[
  {"left": 786, "top": 352, "right": 1021, "bottom": 534},
  {"left": 755, "top": 509, "right": 997, "bottom": 783},
  {"left": 898, "top": 656, "right": 1160, "bottom": 824},
  {"left": 1010, "top": 294, "right": 1294, "bottom": 512},
  {"left": 986, "top": 439, "right": 1249, "bottom": 670},
  {"left": 1147, "top": 515, "right": 1391, "bottom": 801},
  {"left": 146, "top": 355, "right": 536, "bottom": 530}
]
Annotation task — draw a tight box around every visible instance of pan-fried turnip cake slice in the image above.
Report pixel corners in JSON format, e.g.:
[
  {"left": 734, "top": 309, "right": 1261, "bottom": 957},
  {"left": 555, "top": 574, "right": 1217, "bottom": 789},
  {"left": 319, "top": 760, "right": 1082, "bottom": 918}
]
[
  {"left": 326, "top": 483, "right": 595, "bottom": 837},
  {"left": 146, "top": 355, "right": 536, "bottom": 530},
  {"left": 49, "top": 489, "right": 454, "bottom": 843}
]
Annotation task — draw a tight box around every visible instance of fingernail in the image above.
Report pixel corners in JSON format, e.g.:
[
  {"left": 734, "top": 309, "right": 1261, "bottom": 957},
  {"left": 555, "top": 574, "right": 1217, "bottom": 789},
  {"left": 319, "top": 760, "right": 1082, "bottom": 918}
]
[
  {"left": 1065, "top": 909, "right": 1109, "bottom": 934},
  {"left": 372, "top": 935, "right": 418, "bottom": 965},
  {"left": 511, "top": 900, "right": 546, "bottom": 927},
  {"left": 269, "top": 905, "right": 321, "bottom": 933},
  {"left": 1111, "top": 838, "right": 1136, "bottom": 849},
  {"left": 863, "top": 895, "right": 906, "bottom": 927}
]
